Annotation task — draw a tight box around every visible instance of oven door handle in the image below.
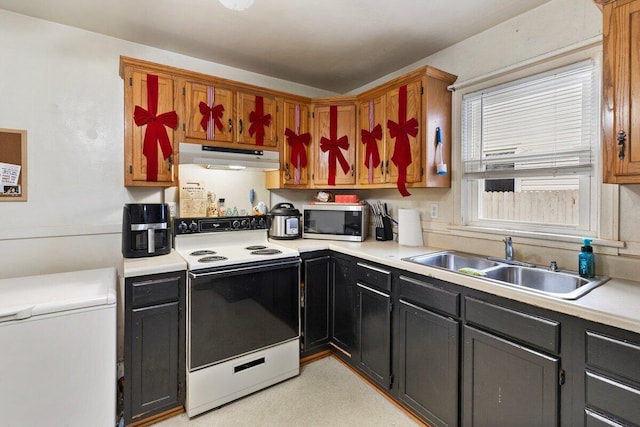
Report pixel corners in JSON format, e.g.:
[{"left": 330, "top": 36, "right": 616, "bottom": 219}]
[{"left": 189, "top": 257, "right": 301, "bottom": 279}]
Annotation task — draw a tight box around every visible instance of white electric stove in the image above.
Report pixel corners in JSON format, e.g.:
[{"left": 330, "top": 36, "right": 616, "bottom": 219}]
[{"left": 173, "top": 215, "right": 301, "bottom": 418}]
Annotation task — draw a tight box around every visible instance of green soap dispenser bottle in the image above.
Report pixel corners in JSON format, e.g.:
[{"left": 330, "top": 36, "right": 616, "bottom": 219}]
[{"left": 578, "top": 238, "right": 595, "bottom": 279}]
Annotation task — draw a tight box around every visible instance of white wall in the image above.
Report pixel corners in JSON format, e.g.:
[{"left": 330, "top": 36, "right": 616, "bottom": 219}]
[
  {"left": 2, "top": 0, "right": 638, "bottom": 280},
  {"left": 345, "top": 0, "right": 640, "bottom": 280},
  {"left": 0, "top": 9, "right": 333, "bottom": 279}
]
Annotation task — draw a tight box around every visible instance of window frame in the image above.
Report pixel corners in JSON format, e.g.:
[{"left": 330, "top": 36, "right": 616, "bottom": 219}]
[{"left": 456, "top": 44, "right": 603, "bottom": 239}]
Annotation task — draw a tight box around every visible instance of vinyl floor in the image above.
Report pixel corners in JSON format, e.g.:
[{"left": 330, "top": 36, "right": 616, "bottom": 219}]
[{"left": 155, "top": 355, "right": 423, "bottom": 427}]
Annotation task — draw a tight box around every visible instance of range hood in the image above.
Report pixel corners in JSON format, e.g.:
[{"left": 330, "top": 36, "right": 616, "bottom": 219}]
[{"left": 179, "top": 142, "right": 280, "bottom": 170}]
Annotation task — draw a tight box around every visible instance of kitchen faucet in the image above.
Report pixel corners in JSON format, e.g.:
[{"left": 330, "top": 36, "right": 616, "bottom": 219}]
[
  {"left": 488, "top": 236, "right": 536, "bottom": 268},
  {"left": 504, "top": 236, "right": 514, "bottom": 261}
]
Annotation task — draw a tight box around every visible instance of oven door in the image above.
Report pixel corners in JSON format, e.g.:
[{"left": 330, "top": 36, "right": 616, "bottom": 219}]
[{"left": 188, "top": 257, "right": 300, "bottom": 371}]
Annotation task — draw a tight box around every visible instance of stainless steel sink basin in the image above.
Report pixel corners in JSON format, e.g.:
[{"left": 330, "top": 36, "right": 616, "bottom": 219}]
[
  {"left": 483, "top": 265, "right": 608, "bottom": 299},
  {"left": 403, "top": 251, "right": 501, "bottom": 272},
  {"left": 403, "top": 250, "right": 609, "bottom": 299}
]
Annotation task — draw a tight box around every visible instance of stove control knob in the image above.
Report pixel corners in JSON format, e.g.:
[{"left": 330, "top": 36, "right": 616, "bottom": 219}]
[
  {"left": 178, "top": 221, "right": 188, "bottom": 234},
  {"left": 232, "top": 220, "right": 241, "bottom": 229},
  {"left": 240, "top": 219, "right": 249, "bottom": 229},
  {"left": 188, "top": 221, "right": 198, "bottom": 232},
  {"left": 258, "top": 217, "right": 266, "bottom": 228},
  {"left": 250, "top": 217, "right": 258, "bottom": 228}
]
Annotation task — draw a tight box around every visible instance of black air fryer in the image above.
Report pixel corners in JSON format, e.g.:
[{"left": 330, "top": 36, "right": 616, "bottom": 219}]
[{"left": 122, "top": 203, "right": 171, "bottom": 258}]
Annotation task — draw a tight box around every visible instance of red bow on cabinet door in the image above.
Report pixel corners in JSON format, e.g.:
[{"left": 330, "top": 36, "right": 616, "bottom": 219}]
[
  {"left": 387, "top": 84, "right": 418, "bottom": 196},
  {"left": 361, "top": 124, "right": 382, "bottom": 181},
  {"left": 133, "top": 74, "right": 178, "bottom": 182},
  {"left": 199, "top": 103, "right": 224, "bottom": 137},
  {"left": 248, "top": 95, "right": 272, "bottom": 146},
  {"left": 320, "top": 105, "right": 350, "bottom": 186},
  {"left": 361, "top": 98, "right": 382, "bottom": 184},
  {"left": 285, "top": 129, "right": 311, "bottom": 168},
  {"left": 285, "top": 104, "right": 311, "bottom": 184}
]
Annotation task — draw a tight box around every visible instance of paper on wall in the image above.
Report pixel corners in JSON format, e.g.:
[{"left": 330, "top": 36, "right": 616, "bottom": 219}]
[
  {"left": 179, "top": 181, "right": 207, "bottom": 217},
  {"left": 0, "top": 162, "right": 20, "bottom": 186}
]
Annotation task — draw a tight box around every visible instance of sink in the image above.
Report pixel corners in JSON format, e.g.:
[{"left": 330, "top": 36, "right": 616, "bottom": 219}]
[
  {"left": 403, "top": 250, "right": 609, "bottom": 299},
  {"left": 403, "top": 251, "right": 501, "bottom": 272},
  {"left": 483, "top": 265, "right": 609, "bottom": 300}
]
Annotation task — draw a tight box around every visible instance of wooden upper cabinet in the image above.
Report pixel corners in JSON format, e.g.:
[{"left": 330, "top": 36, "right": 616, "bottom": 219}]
[
  {"left": 358, "top": 94, "right": 386, "bottom": 185},
  {"left": 183, "top": 80, "right": 234, "bottom": 144},
  {"left": 123, "top": 66, "right": 177, "bottom": 187},
  {"left": 422, "top": 69, "right": 456, "bottom": 188},
  {"left": 312, "top": 102, "right": 357, "bottom": 186},
  {"left": 385, "top": 80, "right": 423, "bottom": 186},
  {"left": 357, "top": 67, "right": 456, "bottom": 191},
  {"left": 600, "top": 0, "right": 640, "bottom": 183},
  {"left": 281, "top": 100, "right": 312, "bottom": 186},
  {"left": 119, "top": 56, "right": 456, "bottom": 190},
  {"left": 236, "top": 92, "right": 277, "bottom": 148}
]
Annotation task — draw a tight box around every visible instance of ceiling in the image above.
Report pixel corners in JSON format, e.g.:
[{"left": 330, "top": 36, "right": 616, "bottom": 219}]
[{"left": 0, "top": 0, "right": 551, "bottom": 93}]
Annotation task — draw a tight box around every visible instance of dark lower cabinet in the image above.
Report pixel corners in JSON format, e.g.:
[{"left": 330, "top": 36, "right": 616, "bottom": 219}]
[
  {"left": 356, "top": 282, "right": 392, "bottom": 389},
  {"left": 300, "top": 252, "right": 640, "bottom": 427},
  {"left": 331, "top": 255, "right": 356, "bottom": 355},
  {"left": 583, "top": 328, "right": 640, "bottom": 426},
  {"left": 398, "top": 300, "right": 459, "bottom": 427},
  {"left": 463, "top": 325, "right": 559, "bottom": 427},
  {"left": 302, "top": 254, "right": 331, "bottom": 354},
  {"left": 124, "top": 271, "right": 185, "bottom": 425}
]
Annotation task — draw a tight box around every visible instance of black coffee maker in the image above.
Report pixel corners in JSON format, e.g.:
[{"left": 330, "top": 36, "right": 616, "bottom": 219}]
[{"left": 122, "top": 203, "right": 171, "bottom": 258}]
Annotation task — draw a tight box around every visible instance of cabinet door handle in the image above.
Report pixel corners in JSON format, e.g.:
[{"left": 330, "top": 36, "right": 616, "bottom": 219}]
[
  {"left": 284, "top": 163, "right": 291, "bottom": 180},
  {"left": 239, "top": 119, "right": 243, "bottom": 135},
  {"left": 351, "top": 164, "right": 355, "bottom": 176},
  {"left": 356, "top": 282, "right": 390, "bottom": 298},
  {"left": 617, "top": 130, "right": 626, "bottom": 160},
  {"left": 228, "top": 118, "right": 233, "bottom": 134}
]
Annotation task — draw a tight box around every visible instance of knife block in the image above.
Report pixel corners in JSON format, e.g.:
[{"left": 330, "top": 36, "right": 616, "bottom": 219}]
[{"left": 375, "top": 216, "right": 393, "bottom": 241}]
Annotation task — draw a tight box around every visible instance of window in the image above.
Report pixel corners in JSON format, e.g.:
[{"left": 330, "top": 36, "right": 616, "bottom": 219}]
[{"left": 461, "top": 59, "right": 599, "bottom": 235}]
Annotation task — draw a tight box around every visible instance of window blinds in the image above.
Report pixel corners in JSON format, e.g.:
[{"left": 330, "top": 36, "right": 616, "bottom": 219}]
[{"left": 462, "top": 60, "right": 598, "bottom": 178}]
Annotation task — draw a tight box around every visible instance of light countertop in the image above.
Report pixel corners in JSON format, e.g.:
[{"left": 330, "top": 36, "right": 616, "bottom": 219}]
[
  {"left": 122, "top": 250, "right": 187, "bottom": 278},
  {"left": 277, "top": 238, "right": 640, "bottom": 335}
]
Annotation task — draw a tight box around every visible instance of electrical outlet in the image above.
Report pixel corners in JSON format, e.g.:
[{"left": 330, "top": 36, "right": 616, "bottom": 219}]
[
  {"left": 430, "top": 203, "right": 439, "bottom": 219},
  {"left": 167, "top": 202, "right": 177, "bottom": 217}
]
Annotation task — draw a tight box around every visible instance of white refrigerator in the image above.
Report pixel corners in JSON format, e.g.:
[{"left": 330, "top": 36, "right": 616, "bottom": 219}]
[{"left": 0, "top": 267, "right": 117, "bottom": 427}]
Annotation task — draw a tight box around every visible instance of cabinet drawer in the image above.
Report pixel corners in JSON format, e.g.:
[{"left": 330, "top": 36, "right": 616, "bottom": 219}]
[
  {"left": 465, "top": 297, "right": 560, "bottom": 354},
  {"left": 356, "top": 262, "right": 391, "bottom": 292},
  {"left": 131, "top": 275, "right": 181, "bottom": 308},
  {"left": 587, "top": 331, "right": 640, "bottom": 385},
  {"left": 399, "top": 275, "right": 459, "bottom": 317},
  {"left": 586, "top": 371, "right": 640, "bottom": 426},
  {"left": 585, "top": 409, "right": 626, "bottom": 427}
]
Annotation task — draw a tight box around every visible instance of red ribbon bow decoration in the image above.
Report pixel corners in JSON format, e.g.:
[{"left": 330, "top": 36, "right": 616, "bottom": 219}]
[
  {"left": 198, "top": 102, "right": 224, "bottom": 133},
  {"left": 248, "top": 95, "right": 272, "bottom": 146},
  {"left": 387, "top": 85, "right": 418, "bottom": 196},
  {"left": 361, "top": 124, "right": 382, "bottom": 169},
  {"left": 320, "top": 105, "right": 350, "bottom": 186},
  {"left": 133, "top": 74, "right": 178, "bottom": 182},
  {"left": 285, "top": 128, "right": 311, "bottom": 169}
]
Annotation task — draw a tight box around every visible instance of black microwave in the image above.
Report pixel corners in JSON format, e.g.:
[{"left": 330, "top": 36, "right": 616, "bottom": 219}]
[{"left": 302, "top": 204, "right": 369, "bottom": 241}]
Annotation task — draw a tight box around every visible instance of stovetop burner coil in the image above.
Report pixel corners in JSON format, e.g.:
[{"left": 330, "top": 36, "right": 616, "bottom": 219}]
[
  {"left": 191, "top": 250, "right": 217, "bottom": 256},
  {"left": 250, "top": 249, "right": 283, "bottom": 255},
  {"left": 198, "top": 255, "right": 228, "bottom": 263},
  {"left": 245, "top": 245, "right": 267, "bottom": 250}
]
